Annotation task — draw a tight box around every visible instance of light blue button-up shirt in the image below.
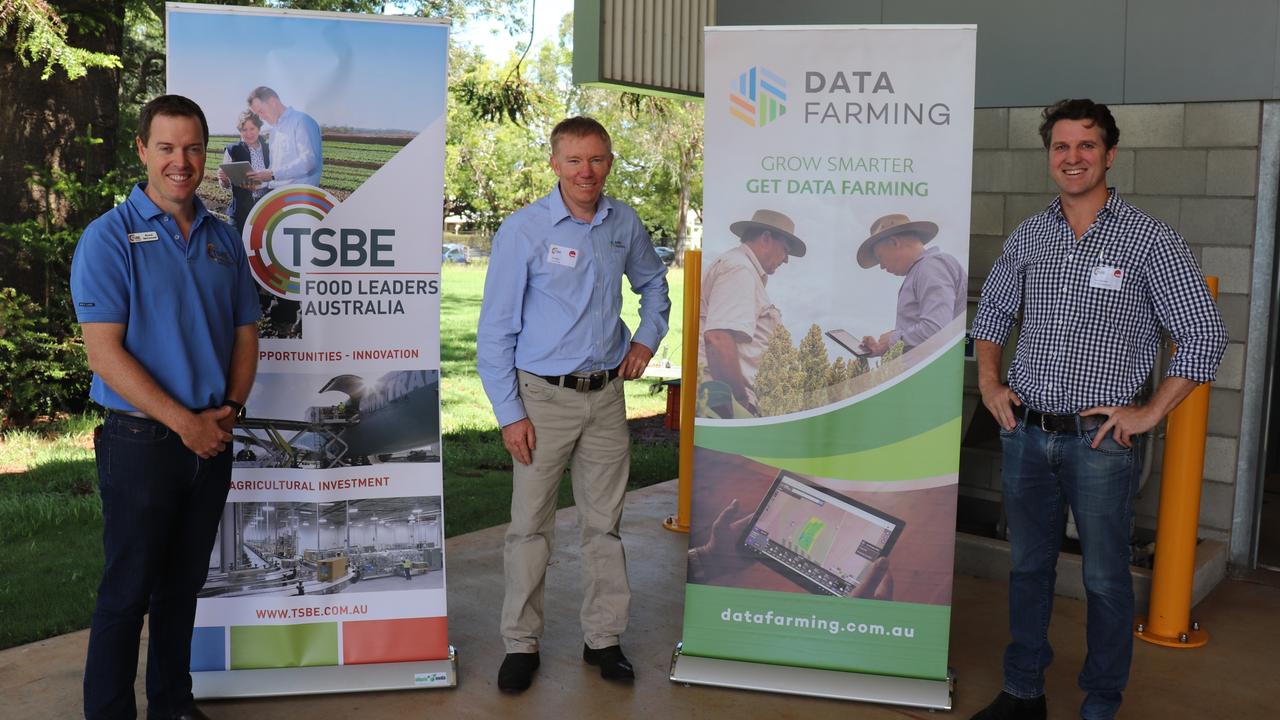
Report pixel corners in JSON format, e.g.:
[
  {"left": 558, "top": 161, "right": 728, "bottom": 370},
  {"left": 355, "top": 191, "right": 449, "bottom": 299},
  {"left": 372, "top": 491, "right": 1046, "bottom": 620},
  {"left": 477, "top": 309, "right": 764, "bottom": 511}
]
[
  {"left": 477, "top": 185, "right": 671, "bottom": 426},
  {"left": 266, "top": 107, "right": 322, "bottom": 188}
]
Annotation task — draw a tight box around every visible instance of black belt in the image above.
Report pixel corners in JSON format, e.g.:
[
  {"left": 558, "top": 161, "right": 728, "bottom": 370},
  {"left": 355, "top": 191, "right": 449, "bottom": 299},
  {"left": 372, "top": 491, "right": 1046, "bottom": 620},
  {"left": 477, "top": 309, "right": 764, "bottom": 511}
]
[
  {"left": 536, "top": 368, "right": 620, "bottom": 392},
  {"left": 1024, "top": 408, "right": 1104, "bottom": 434}
]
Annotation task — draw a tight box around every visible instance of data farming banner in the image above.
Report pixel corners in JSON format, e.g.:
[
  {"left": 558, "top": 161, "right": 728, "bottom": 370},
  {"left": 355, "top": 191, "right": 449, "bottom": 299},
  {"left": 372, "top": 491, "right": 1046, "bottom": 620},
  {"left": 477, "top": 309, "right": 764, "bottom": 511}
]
[
  {"left": 167, "top": 3, "right": 450, "bottom": 689},
  {"left": 686, "top": 26, "right": 975, "bottom": 683}
]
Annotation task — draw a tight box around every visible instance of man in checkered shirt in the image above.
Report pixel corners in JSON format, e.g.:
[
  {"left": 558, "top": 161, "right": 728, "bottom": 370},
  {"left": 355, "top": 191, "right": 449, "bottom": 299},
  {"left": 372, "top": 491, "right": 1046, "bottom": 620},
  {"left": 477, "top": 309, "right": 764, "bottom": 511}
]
[{"left": 968, "top": 99, "right": 1227, "bottom": 720}]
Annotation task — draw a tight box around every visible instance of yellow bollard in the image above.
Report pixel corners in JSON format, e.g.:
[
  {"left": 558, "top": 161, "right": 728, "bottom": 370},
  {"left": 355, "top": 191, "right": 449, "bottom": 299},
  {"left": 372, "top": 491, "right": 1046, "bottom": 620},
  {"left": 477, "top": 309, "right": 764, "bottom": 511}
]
[
  {"left": 664, "top": 249, "right": 700, "bottom": 534},
  {"left": 1135, "top": 275, "right": 1218, "bottom": 648}
]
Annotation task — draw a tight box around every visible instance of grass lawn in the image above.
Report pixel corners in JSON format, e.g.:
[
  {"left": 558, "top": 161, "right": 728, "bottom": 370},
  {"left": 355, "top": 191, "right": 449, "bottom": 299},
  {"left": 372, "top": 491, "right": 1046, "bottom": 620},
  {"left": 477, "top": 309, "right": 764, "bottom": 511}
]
[{"left": 0, "top": 260, "right": 689, "bottom": 650}]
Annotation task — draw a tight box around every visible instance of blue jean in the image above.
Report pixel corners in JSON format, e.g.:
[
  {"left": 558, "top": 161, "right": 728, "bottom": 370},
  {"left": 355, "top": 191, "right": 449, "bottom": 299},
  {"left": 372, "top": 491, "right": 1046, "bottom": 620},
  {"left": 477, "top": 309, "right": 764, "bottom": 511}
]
[
  {"left": 999, "top": 412, "right": 1142, "bottom": 720},
  {"left": 84, "top": 414, "right": 232, "bottom": 720}
]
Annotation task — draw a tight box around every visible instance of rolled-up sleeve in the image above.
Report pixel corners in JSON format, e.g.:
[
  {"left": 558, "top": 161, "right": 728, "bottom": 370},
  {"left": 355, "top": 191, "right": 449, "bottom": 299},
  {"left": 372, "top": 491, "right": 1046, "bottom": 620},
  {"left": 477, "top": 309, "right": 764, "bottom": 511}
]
[
  {"left": 1148, "top": 230, "right": 1227, "bottom": 382},
  {"left": 972, "top": 230, "right": 1024, "bottom": 346},
  {"left": 477, "top": 222, "right": 531, "bottom": 426},
  {"left": 625, "top": 220, "right": 670, "bottom": 353}
]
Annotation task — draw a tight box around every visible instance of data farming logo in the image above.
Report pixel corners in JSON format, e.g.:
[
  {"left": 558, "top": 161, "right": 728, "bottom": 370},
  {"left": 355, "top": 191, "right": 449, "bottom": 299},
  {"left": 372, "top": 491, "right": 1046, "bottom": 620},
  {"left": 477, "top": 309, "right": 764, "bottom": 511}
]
[
  {"left": 244, "top": 186, "right": 338, "bottom": 299},
  {"left": 730, "top": 66, "right": 787, "bottom": 127}
]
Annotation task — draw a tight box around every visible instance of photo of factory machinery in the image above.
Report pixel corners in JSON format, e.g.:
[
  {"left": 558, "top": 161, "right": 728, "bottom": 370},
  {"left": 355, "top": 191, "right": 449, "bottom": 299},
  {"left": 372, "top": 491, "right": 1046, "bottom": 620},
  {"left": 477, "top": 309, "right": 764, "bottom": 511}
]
[{"left": 200, "top": 496, "right": 444, "bottom": 598}]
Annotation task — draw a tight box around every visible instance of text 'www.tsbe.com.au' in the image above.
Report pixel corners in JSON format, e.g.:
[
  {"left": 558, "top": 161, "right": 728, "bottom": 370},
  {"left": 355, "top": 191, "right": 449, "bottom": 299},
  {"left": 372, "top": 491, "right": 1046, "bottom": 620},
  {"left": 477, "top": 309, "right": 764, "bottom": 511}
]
[
  {"left": 255, "top": 604, "right": 369, "bottom": 620},
  {"left": 719, "top": 607, "right": 918, "bottom": 638}
]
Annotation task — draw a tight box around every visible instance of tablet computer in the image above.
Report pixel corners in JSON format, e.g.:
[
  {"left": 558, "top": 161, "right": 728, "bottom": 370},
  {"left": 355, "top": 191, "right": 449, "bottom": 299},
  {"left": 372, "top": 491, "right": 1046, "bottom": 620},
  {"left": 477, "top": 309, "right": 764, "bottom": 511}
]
[
  {"left": 825, "top": 328, "right": 870, "bottom": 357},
  {"left": 741, "top": 471, "right": 905, "bottom": 596},
  {"left": 219, "top": 161, "right": 252, "bottom": 187}
]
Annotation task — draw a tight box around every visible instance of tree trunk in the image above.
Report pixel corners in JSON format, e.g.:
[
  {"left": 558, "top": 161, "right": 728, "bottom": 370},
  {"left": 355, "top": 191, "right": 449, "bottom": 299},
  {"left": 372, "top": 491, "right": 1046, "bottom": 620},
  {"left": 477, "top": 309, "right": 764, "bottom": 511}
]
[
  {"left": 0, "top": 0, "right": 125, "bottom": 227},
  {"left": 673, "top": 144, "right": 694, "bottom": 266}
]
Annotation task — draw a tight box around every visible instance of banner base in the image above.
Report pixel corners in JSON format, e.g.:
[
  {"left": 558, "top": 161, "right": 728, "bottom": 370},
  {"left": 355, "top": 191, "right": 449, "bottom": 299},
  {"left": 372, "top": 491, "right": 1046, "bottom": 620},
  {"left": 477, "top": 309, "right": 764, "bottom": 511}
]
[
  {"left": 669, "top": 643, "right": 952, "bottom": 710},
  {"left": 194, "top": 646, "right": 458, "bottom": 698}
]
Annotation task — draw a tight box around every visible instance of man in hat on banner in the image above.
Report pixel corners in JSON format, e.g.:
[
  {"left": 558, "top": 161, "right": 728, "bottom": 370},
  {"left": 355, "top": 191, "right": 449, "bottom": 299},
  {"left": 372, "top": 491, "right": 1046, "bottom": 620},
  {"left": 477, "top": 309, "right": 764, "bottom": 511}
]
[
  {"left": 698, "top": 208, "right": 807, "bottom": 417},
  {"left": 857, "top": 213, "right": 966, "bottom": 356}
]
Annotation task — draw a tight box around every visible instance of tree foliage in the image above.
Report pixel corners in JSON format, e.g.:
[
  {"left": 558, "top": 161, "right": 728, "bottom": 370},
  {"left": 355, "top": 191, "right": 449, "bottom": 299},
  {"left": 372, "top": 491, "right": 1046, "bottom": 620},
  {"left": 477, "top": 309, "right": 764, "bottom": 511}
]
[{"left": 0, "top": 0, "right": 122, "bottom": 79}]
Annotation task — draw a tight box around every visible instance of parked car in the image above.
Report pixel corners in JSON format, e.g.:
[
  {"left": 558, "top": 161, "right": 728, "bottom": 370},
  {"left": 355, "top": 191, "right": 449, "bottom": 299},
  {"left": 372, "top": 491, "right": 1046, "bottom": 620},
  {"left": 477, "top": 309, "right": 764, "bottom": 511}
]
[
  {"left": 654, "top": 246, "right": 676, "bottom": 265},
  {"left": 443, "top": 243, "right": 469, "bottom": 264}
]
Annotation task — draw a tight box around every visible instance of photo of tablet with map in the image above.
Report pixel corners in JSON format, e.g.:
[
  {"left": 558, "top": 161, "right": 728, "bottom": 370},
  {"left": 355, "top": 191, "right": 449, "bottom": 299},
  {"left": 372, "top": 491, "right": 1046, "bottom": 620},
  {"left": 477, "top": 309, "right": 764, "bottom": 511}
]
[{"left": 741, "top": 471, "right": 905, "bottom": 597}]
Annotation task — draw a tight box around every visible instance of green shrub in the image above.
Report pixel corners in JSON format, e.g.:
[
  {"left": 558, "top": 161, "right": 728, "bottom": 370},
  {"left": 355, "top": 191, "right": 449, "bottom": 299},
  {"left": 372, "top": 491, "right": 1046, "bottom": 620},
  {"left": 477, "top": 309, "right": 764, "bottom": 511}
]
[{"left": 0, "top": 287, "right": 91, "bottom": 426}]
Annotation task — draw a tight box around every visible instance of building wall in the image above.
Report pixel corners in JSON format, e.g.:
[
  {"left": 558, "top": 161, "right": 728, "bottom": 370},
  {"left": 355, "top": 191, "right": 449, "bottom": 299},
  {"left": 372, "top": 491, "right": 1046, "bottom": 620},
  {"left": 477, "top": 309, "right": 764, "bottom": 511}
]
[{"left": 961, "top": 101, "right": 1264, "bottom": 539}]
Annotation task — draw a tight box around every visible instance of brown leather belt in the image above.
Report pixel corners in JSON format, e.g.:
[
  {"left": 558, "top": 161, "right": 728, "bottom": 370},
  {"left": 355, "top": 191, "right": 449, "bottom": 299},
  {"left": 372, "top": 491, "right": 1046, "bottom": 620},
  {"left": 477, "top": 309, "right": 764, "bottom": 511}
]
[
  {"left": 1024, "top": 408, "right": 1104, "bottom": 434},
  {"left": 537, "top": 368, "right": 620, "bottom": 392}
]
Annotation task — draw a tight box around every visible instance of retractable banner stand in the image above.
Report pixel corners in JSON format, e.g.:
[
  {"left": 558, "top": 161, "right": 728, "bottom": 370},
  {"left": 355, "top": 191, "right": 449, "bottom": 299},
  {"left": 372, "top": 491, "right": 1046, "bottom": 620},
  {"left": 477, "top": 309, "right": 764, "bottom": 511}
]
[
  {"left": 674, "top": 26, "right": 975, "bottom": 708},
  {"left": 166, "top": 3, "right": 453, "bottom": 696}
]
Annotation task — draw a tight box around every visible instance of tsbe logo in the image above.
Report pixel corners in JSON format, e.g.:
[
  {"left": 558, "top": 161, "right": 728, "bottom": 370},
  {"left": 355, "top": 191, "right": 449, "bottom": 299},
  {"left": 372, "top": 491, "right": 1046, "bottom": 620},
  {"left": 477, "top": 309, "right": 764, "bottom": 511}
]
[
  {"left": 730, "top": 66, "right": 787, "bottom": 127},
  {"left": 243, "top": 186, "right": 337, "bottom": 299}
]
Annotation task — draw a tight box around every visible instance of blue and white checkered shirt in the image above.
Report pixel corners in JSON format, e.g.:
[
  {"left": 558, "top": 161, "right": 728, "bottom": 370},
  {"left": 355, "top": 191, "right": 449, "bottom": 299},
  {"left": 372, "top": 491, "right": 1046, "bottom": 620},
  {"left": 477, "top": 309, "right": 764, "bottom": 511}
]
[{"left": 971, "top": 189, "right": 1227, "bottom": 414}]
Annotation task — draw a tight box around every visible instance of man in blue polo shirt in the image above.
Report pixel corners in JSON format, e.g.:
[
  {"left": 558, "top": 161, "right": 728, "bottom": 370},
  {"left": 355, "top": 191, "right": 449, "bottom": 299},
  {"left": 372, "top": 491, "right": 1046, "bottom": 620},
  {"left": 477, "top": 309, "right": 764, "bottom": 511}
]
[
  {"left": 71, "top": 95, "right": 260, "bottom": 720},
  {"left": 477, "top": 116, "right": 670, "bottom": 692}
]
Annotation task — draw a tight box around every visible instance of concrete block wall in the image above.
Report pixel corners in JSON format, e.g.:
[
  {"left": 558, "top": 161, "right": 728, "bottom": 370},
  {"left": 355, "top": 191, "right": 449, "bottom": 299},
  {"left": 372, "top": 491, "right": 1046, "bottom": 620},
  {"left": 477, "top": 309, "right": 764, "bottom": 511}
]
[{"left": 963, "top": 101, "right": 1263, "bottom": 541}]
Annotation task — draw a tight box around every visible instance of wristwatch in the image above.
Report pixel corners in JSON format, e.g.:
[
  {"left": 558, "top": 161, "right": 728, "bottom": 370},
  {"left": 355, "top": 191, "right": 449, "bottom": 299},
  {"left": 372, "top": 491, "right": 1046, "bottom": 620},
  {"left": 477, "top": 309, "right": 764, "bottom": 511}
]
[{"left": 223, "top": 399, "right": 247, "bottom": 422}]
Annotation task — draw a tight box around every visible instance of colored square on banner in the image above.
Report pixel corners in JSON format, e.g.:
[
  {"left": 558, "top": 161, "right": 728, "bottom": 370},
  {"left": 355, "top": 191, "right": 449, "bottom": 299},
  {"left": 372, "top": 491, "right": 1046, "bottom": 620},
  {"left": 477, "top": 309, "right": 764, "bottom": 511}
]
[
  {"left": 230, "top": 623, "right": 339, "bottom": 669},
  {"left": 342, "top": 617, "right": 449, "bottom": 665},
  {"left": 189, "top": 626, "right": 226, "bottom": 671}
]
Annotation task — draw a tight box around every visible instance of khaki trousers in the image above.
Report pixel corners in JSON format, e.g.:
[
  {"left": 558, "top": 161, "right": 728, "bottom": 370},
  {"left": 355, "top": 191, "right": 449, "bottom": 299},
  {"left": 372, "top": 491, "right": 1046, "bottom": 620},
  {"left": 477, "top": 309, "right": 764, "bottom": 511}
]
[{"left": 501, "top": 369, "right": 631, "bottom": 653}]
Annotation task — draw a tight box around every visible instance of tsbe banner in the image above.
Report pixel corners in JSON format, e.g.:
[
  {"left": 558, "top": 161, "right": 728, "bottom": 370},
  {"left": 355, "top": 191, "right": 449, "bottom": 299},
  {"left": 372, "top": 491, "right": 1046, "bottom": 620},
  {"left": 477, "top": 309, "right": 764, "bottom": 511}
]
[
  {"left": 166, "top": 3, "right": 451, "bottom": 693},
  {"left": 685, "top": 26, "right": 975, "bottom": 687}
]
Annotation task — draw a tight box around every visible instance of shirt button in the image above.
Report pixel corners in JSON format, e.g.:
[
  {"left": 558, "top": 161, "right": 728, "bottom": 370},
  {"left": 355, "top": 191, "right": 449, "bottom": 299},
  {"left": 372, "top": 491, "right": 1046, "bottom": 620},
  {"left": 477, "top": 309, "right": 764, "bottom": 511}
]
[{"left": 1060, "top": 285, "right": 1068, "bottom": 292}]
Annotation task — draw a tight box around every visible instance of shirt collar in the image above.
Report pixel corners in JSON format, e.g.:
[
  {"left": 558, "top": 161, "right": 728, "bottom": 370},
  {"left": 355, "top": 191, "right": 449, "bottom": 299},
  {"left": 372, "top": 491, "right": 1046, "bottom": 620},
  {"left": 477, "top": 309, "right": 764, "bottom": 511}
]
[
  {"left": 907, "top": 245, "right": 941, "bottom": 272},
  {"left": 129, "top": 182, "right": 214, "bottom": 228},
  {"left": 1048, "top": 187, "right": 1125, "bottom": 221},
  {"left": 546, "top": 183, "right": 613, "bottom": 226},
  {"left": 739, "top": 243, "right": 769, "bottom": 283}
]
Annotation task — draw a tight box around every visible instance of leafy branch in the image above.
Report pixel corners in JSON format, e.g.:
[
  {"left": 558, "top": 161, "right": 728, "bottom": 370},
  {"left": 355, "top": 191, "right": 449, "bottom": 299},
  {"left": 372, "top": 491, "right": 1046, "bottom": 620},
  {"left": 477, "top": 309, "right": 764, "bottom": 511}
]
[{"left": 1, "top": 0, "right": 122, "bottom": 80}]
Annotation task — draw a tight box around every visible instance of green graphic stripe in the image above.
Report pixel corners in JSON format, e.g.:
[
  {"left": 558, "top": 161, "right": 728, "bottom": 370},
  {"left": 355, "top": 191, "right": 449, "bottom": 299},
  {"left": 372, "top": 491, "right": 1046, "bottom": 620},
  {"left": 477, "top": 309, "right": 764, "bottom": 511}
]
[
  {"left": 695, "top": 344, "right": 963, "bottom": 458},
  {"left": 746, "top": 417, "right": 962, "bottom": 481},
  {"left": 230, "top": 623, "right": 339, "bottom": 669},
  {"left": 681, "top": 584, "right": 950, "bottom": 680}
]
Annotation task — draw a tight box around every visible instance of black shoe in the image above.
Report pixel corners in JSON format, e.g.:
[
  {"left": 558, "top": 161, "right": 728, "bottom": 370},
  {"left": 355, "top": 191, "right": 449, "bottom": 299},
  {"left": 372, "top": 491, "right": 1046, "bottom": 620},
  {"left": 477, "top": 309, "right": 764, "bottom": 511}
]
[
  {"left": 148, "top": 708, "right": 211, "bottom": 720},
  {"left": 582, "top": 644, "right": 635, "bottom": 681},
  {"left": 497, "top": 651, "right": 540, "bottom": 692},
  {"left": 970, "top": 691, "right": 1047, "bottom": 720}
]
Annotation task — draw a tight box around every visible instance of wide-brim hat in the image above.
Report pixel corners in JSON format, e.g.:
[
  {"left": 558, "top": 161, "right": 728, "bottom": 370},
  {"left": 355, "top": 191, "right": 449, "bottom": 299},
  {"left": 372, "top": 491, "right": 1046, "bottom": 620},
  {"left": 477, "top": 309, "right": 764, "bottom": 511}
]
[
  {"left": 857, "top": 213, "right": 939, "bottom": 268},
  {"left": 729, "top": 209, "right": 807, "bottom": 258}
]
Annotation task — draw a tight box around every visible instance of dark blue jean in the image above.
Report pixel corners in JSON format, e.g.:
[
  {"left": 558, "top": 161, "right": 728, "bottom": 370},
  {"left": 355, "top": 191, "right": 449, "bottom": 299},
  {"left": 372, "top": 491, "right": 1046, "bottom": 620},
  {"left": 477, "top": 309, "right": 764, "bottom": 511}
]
[
  {"left": 84, "top": 413, "right": 231, "bottom": 720},
  {"left": 999, "top": 412, "right": 1143, "bottom": 720}
]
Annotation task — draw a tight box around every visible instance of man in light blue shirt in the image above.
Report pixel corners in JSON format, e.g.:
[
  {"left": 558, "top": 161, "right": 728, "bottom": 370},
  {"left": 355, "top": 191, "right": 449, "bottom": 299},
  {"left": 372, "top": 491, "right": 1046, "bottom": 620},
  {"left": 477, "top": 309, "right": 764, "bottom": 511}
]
[
  {"left": 477, "top": 116, "right": 669, "bottom": 693},
  {"left": 245, "top": 86, "right": 323, "bottom": 189}
]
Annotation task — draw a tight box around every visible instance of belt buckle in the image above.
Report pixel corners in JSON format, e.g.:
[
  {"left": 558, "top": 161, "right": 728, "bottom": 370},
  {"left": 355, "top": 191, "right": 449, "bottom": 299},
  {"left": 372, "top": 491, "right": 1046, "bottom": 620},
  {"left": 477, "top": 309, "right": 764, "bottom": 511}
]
[
  {"left": 1039, "top": 412, "right": 1051, "bottom": 433},
  {"left": 574, "top": 375, "right": 590, "bottom": 392}
]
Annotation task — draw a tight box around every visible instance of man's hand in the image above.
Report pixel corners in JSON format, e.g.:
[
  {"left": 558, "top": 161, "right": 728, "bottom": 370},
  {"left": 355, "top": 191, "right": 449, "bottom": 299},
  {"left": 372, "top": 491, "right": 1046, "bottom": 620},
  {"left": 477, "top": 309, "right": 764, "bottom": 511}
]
[
  {"left": 979, "top": 380, "right": 1022, "bottom": 432},
  {"left": 1081, "top": 405, "right": 1158, "bottom": 449},
  {"left": 860, "top": 330, "right": 896, "bottom": 357},
  {"left": 217, "top": 168, "right": 231, "bottom": 187},
  {"left": 849, "top": 557, "right": 894, "bottom": 600},
  {"left": 217, "top": 404, "right": 239, "bottom": 434},
  {"left": 704, "top": 499, "right": 753, "bottom": 556},
  {"left": 179, "top": 407, "right": 234, "bottom": 459},
  {"left": 246, "top": 169, "right": 273, "bottom": 182},
  {"left": 618, "top": 341, "right": 653, "bottom": 380},
  {"left": 502, "top": 417, "right": 536, "bottom": 465}
]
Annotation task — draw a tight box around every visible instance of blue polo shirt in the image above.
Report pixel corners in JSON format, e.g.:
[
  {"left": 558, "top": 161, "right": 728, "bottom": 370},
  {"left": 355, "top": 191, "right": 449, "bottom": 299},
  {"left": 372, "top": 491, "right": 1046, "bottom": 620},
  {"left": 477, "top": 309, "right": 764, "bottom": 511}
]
[{"left": 70, "top": 184, "right": 261, "bottom": 412}]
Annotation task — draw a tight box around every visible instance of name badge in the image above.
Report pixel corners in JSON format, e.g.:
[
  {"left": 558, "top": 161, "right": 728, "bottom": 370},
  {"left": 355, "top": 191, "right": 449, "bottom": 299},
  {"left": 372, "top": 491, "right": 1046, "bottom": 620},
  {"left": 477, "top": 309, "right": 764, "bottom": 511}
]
[
  {"left": 128, "top": 231, "right": 159, "bottom": 244},
  {"left": 547, "top": 244, "right": 579, "bottom": 268},
  {"left": 1089, "top": 265, "right": 1124, "bottom": 291}
]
